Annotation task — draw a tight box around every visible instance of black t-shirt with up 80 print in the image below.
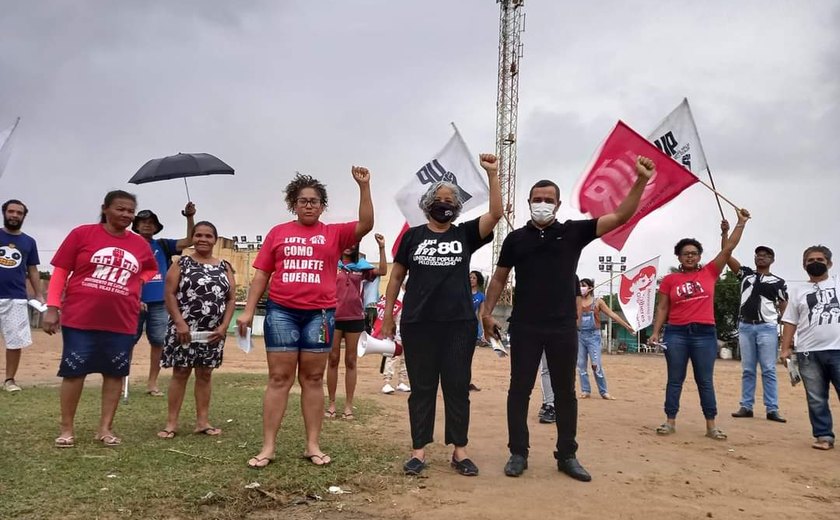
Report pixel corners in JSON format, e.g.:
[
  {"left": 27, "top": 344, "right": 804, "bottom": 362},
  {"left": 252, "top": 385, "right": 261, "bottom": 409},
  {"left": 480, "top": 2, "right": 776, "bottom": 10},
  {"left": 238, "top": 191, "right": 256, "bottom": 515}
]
[{"left": 395, "top": 217, "right": 493, "bottom": 324}]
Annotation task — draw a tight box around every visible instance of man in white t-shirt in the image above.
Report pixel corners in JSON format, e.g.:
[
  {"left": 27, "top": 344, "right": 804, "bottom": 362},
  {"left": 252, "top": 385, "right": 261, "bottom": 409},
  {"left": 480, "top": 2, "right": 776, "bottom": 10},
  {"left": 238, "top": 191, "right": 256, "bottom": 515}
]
[{"left": 781, "top": 245, "right": 840, "bottom": 451}]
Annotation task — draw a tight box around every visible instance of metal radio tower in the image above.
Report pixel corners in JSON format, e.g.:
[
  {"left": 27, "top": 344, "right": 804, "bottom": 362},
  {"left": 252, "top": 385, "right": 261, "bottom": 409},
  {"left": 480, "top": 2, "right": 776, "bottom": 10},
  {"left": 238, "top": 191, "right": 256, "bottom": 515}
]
[{"left": 492, "top": 0, "right": 525, "bottom": 304}]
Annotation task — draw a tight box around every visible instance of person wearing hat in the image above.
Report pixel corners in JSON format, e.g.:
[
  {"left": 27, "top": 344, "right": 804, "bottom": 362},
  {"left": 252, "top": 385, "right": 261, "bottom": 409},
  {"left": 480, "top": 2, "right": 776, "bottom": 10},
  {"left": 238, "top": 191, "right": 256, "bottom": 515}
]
[
  {"left": 133, "top": 202, "right": 196, "bottom": 396},
  {"left": 721, "top": 220, "right": 789, "bottom": 423}
]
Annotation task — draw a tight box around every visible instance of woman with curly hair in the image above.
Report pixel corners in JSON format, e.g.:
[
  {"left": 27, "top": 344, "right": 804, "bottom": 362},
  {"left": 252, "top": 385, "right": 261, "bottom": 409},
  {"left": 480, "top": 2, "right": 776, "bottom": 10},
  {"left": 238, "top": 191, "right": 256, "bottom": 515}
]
[
  {"left": 237, "top": 168, "right": 374, "bottom": 468},
  {"left": 650, "top": 208, "right": 751, "bottom": 441}
]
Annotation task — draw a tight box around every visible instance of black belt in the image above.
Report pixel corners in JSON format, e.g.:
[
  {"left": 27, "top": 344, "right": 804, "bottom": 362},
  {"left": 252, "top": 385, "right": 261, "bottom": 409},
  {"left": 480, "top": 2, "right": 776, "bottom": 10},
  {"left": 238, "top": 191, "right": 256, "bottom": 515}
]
[{"left": 741, "top": 319, "right": 768, "bottom": 325}]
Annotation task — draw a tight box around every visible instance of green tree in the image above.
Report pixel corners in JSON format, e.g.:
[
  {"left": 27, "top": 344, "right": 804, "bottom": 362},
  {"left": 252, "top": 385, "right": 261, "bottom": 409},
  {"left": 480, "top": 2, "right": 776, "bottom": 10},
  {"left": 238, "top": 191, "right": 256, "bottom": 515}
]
[{"left": 714, "top": 269, "right": 741, "bottom": 341}]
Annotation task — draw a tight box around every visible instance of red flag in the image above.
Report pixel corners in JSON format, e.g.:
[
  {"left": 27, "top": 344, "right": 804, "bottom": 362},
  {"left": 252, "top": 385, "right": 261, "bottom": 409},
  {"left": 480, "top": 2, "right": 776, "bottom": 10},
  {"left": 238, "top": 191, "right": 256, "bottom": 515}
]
[
  {"left": 391, "top": 221, "right": 410, "bottom": 258},
  {"left": 575, "top": 121, "right": 699, "bottom": 250}
]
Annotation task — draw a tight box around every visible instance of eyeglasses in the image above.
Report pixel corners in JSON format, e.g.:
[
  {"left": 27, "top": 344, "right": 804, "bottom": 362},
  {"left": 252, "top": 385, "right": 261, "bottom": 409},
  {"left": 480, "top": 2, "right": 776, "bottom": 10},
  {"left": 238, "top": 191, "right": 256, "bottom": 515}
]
[{"left": 296, "top": 198, "right": 322, "bottom": 207}]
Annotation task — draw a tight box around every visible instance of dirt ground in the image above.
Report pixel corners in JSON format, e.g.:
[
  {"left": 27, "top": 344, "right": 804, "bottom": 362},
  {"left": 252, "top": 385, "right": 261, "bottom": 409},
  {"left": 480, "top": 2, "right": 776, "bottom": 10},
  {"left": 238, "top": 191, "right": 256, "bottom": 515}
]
[{"left": 3, "top": 331, "right": 838, "bottom": 520}]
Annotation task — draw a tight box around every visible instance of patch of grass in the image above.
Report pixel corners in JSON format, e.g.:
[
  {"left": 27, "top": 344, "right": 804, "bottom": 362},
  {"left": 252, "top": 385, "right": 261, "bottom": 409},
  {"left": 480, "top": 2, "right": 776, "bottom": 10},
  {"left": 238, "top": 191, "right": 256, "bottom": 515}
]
[{"left": 0, "top": 373, "right": 402, "bottom": 519}]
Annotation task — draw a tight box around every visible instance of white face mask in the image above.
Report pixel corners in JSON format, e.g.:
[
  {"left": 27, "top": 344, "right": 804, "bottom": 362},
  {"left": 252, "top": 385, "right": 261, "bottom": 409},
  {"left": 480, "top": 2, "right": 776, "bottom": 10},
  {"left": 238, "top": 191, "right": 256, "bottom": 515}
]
[
  {"left": 530, "top": 202, "right": 556, "bottom": 225},
  {"left": 580, "top": 286, "right": 590, "bottom": 296}
]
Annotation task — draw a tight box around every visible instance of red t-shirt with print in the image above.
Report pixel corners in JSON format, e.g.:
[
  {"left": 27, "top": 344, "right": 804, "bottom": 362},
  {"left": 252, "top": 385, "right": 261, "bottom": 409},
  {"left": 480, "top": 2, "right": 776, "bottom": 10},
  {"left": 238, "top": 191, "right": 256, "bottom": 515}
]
[
  {"left": 253, "top": 220, "right": 358, "bottom": 310},
  {"left": 51, "top": 224, "right": 158, "bottom": 334},
  {"left": 658, "top": 262, "right": 721, "bottom": 326}
]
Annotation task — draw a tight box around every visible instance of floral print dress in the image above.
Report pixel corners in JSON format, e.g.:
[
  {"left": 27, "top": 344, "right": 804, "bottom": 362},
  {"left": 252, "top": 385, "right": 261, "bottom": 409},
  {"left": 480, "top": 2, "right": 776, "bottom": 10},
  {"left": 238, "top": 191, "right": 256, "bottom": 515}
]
[{"left": 161, "top": 256, "right": 232, "bottom": 368}]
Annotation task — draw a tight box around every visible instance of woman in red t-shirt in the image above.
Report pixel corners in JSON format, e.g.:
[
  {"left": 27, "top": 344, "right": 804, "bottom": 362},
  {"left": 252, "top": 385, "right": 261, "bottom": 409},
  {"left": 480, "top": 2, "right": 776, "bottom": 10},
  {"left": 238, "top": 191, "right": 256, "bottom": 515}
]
[
  {"left": 326, "top": 233, "right": 387, "bottom": 420},
  {"left": 236, "top": 169, "right": 373, "bottom": 468},
  {"left": 43, "top": 190, "right": 158, "bottom": 448},
  {"left": 650, "top": 208, "right": 750, "bottom": 441}
]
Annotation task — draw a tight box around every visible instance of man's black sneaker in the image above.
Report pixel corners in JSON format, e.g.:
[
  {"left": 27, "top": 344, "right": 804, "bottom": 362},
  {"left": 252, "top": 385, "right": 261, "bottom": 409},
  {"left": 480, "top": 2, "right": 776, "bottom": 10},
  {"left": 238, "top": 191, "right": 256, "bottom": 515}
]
[
  {"left": 538, "top": 404, "right": 556, "bottom": 424},
  {"left": 731, "top": 407, "right": 754, "bottom": 418},
  {"left": 504, "top": 454, "right": 528, "bottom": 477},
  {"left": 767, "top": 411, "right": 787, "bottom": 423}
]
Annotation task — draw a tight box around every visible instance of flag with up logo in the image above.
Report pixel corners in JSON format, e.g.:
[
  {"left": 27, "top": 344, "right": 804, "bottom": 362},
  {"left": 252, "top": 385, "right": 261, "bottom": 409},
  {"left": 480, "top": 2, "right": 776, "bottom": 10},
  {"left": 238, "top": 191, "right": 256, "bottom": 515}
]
[
  {"left": 392, "top": 127, "right": 489, "bottom": 254},
  {"left": 647, "top": 98, "right": 707, "bottom": 174},
  {"left": 574, "top": 121, "right": 699, "bottom": 250},
  {"left": 0, "top": 117, "right": 21, "bottom": 180},
  {"left": 617, "top": 256, "right": 659, "bottom": 331}
]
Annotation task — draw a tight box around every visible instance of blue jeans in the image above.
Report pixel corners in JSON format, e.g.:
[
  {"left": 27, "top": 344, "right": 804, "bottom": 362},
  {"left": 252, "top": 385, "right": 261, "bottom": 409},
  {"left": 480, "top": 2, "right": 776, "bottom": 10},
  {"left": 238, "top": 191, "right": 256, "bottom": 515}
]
[
  {"left": 135, "top": 301, "right": 168, "bottom": 346},
  {"left": 577, "top": 329, "right": 608, "bottom": 396},
  {"left": 797, "top": 350, "right": 840, "bottom": 441},
  {"left": 663, "top": 323, "right": 718, "bottom": 419},
  {"left": 738, "top": 322, "right": 780, "bottom": 412},
  {"left": 263, "top": 300, "right": 335, "bottom": 353}
]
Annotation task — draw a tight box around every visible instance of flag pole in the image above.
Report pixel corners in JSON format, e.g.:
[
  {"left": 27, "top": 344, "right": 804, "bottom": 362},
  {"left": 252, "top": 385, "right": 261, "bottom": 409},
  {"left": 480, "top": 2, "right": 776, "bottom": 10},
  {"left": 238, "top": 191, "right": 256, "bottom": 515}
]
[
  {"left": 693, "top": 176, "right": 739, "bottom": 211},
  {"left": 705, "top": 166, "right": 726, "bottom": 219}
]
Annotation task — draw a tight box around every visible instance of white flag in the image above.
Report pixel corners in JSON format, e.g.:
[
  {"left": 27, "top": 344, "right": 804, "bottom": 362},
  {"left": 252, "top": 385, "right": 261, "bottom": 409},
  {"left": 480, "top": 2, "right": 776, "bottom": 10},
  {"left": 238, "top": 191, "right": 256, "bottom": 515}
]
[
  {"left": 395, "top": 127, "right": 489, "bottom": 227},
  {"left": 617, "top": 256, "right": 659, "bottom": 332},
  {"left": 647, "top": 99, "right": 708, "bottom": 174},
  {"left": 0, "top": 117, "right": 21, "bottom": 180}
]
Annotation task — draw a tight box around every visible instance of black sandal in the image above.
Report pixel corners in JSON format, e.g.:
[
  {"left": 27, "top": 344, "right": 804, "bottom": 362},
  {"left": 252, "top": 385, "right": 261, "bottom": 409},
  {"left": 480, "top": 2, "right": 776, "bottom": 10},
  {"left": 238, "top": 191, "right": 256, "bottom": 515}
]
[
  {"left": 403, "top": 457, "right": 427, "bottom": 476},
  {"left": 450, "top": 457, "right": 479, "bottom": 476}
]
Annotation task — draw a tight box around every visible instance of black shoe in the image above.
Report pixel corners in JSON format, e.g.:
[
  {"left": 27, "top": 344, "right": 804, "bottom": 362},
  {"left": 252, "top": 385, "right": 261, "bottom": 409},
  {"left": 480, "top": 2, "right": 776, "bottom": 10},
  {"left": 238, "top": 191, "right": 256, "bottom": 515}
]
[
  {"left": 450, "top": 457, "right": 479, "bottom": 476},
  {"left": 538, "top": 404, "right": 556, "bottom": 424},
  {"left": 504, "top": 454, "right": 528, "bottom": 477},
  {"left": 766, "top": 411, "right": 787, "bottom": 423},
  {"left": 468, "top": 383, "right": 481, "bottom": 392},
  {"left": 403, "top": 457, "right": 427, "bottom": 476},
  {"left": 557, "top": 457, "right": 592, "bottom": 482},
  {"left": 731, "top": 407, "right": 754, "bottom": 418}
]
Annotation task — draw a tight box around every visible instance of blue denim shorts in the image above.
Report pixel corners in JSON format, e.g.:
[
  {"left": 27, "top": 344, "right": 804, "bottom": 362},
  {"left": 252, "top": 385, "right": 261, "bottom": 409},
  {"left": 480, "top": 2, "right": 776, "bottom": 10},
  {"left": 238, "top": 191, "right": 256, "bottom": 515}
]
[
  {"left": 264, "top": 300, "right": 335, "bottom": 353},
  {"left": 135, "top": 301, "right": 168, "bottom": 346},
  {"left": 58, "top": 326, "right": 136, "bottom": 378}
]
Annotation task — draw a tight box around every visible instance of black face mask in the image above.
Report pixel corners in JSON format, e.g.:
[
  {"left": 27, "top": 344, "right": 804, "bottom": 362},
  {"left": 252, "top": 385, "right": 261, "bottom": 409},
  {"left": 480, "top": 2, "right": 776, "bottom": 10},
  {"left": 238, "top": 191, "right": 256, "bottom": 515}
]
[
  {"left": 805, "top": 262, "right": 828, "bottom": 277},
  {"left": 429, "top": 202, "right": 456, "bottom": 224}
]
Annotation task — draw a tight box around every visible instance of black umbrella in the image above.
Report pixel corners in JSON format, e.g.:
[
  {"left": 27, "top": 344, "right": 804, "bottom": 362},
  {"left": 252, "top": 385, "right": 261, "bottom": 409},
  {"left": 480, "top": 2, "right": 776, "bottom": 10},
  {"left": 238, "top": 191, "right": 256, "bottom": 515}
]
[{"left": 129, "top": 152, "right": 234, "bottom": 200}]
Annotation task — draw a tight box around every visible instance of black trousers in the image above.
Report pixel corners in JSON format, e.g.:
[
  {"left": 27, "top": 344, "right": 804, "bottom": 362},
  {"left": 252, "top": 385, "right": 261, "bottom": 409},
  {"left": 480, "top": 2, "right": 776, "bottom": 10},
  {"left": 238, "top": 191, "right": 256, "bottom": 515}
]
[
  {"left": 401, "top": 320, "right": 477, "bottom": 449},
  {"left": 507, "top": 321, "right": 579, "bottom": 459}
]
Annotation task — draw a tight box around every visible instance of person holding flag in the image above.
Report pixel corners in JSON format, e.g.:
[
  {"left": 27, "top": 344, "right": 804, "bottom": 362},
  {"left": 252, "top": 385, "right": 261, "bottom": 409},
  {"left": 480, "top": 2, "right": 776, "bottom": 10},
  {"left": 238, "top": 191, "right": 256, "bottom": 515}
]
[
  {"left": 482, "top": 156, "right": 655, "bottom": 482},
  {"left": 381, "top": 153, "right": 502, "bottom": 478},
  {"left": 649, "top": 208, "right": 751, "bottom": 441}
]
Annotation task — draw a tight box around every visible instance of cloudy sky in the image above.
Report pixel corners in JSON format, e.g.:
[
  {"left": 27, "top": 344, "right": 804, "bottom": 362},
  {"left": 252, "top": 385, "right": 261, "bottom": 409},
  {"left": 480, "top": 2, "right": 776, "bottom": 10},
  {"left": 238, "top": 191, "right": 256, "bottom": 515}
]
[{"left": 1, "top": 0, "right": 837, "bottom": 289}]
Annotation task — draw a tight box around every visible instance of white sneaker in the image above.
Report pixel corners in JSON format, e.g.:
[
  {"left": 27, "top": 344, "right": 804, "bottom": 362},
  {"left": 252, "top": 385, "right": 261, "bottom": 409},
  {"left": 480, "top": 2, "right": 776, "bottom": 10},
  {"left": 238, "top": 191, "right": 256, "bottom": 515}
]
[
  {"left": 381, "top": 383, "right": 395, "bottom": 394},
  {"left": 396, "top": 383, "right": 411, "bottom": 392},
  {"left": 3, "top": 379, "right": 21, "bottom": 393}
]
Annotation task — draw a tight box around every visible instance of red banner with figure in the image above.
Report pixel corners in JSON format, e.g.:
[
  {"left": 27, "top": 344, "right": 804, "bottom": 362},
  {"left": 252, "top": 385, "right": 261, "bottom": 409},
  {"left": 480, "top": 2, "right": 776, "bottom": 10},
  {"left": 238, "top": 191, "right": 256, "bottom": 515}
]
[{"left": 574, "top": 121, "right": 699, "bottom": 250}]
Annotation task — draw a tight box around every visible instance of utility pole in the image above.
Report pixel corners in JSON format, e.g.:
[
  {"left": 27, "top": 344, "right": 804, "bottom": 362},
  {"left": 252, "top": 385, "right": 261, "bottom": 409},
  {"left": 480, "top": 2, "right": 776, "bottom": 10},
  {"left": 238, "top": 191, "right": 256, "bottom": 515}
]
[{"left": 598, "top": 255, "right": 627, "bottom": 354}]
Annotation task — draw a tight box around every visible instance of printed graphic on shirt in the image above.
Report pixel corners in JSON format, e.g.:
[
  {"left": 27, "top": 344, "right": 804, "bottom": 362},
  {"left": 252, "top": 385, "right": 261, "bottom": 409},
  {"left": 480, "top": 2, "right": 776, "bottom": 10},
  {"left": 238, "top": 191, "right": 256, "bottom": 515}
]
[
  {"left": 413, "top": 238, "right": 464, "bottom": 267},
  {"left": 0, "top": 245, "right": 22, "bottom": 269},
  {"left": 279, "top": 236, "right": 325, "bottom": 284},
  {"left": 738, "top": 267, "right": 787, "bottom": 322},
  {"left": 806, "top": 285, "right": 840, "bottom": 325},
  {"left": 85, "top": 247, "right": 140, "bottom": 296},
  {"left": 676, "top": 280, "right": 706, "bottom": 300}
]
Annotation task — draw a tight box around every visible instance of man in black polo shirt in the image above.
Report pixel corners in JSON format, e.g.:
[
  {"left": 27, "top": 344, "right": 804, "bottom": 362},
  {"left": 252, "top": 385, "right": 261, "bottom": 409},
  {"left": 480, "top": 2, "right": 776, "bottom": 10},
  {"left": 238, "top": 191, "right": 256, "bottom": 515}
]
[
  {"left": 482, "top": 156, "right": 654, "bottom": 481},
  {"left": 722, "top": 220, "right": 789, "bottom": 423}
]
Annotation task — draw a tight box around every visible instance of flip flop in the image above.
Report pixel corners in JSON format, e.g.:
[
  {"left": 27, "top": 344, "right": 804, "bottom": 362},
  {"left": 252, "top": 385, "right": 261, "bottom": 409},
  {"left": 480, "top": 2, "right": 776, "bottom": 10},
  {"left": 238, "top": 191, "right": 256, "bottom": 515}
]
[
  {"left": 247, "top": 456, "right": 274, "bottom": 469},
  {"left": 601, "top": 393, "right": 616, "bottom": 400},
  {"left": 54, "top": 436, "right": 75, "bottom": 448},
  {"left": 341, "top": 412, "right": 355, "bottom": 421},
  {"left": 302, "top": 453, "right": 332, "bottom": 466},
  {"left": 705, "top": 428, "right": 727, "bottom": 440},
  {"left": 812, "top": 440, "right": 835, "bottom": 450},
  {"left": 194, "top": 426, "right": 222, "bottom": 436},
  {"left": 146, "top": 390, "right": 164, "bottom": 397},
  {"left": 324, "top": 410, "right": 337, "bottom": 419},
  {"left": 97, "top": 434, "right": 122, "bottom": 447},
  {"left": 656, "top": 423, "right": 676, "bottom": 435},
  {"left": 579, "top": 393, "right": 591, "bottom": 399},
  {"left": 157, "top": 430, "right": 177, "bottom": 439}
]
